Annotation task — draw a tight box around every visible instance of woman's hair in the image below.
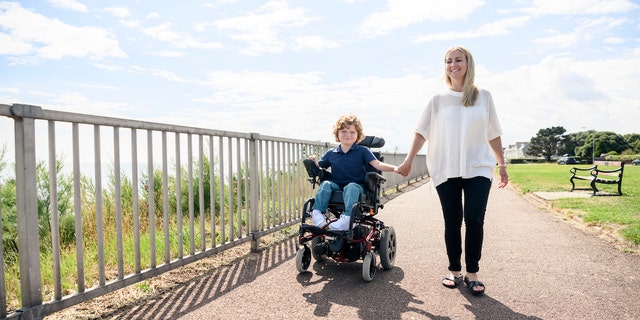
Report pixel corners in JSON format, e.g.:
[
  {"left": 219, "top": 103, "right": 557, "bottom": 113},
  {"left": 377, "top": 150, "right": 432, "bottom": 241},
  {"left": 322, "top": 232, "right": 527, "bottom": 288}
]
[
  {"left": 333, "top": 114, "right": 365, "bottom": 143},
  {"left": 445, "top": 46, "right": 478, "bottom": 107}
]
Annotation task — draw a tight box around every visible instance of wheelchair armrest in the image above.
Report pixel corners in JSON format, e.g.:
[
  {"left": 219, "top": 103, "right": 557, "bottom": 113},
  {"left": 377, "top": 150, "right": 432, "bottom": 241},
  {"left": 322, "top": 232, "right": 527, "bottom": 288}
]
[
  {"left": 367, "top": 172, "right": 386, "bottom": 182},
  {"left": 302, "top": 159, "right": 332, "bottom": 186},
  {"left": 365, "top": 172, "right": 386, "bottom": 192},
  {"left": 303, "top": 159, "right": 320, "bottom": 178}
]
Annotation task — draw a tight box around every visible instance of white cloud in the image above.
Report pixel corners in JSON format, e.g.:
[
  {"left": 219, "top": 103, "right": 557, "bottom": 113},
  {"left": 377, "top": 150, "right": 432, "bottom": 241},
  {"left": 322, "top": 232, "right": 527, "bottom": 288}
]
[
  {"left": 150, "top": 51, "right": 187, "bottom": 58},
  {"left": 521, "top": 0, "right": 639, "bottom": 15},
  {"left": 48, "top": 92, "right": 129, "bottom": 116},
  {"left": 535, "top": 16, "right": 627, "bottom": 49},
  {"left": 46, "top": 0, "right": 87, "bottom": 12},
  {"left": 292, "top": 36, "right": 341, "bottom": 51},
  {"left": 189, "top": 49, "right": 640, "bottom": 151},
  {"left": 192, "top": 70, "right": 437, "bottom": 150},
  {"left": 214, "top": 1, "right": 319, "bottom": 55},
  {"left": 141, "top": 22, "right": 224, "bottom": 49},
  {"left": 534, "top": 33, "right": 580, "bottom": 48},
  {"left": 0, "top": 2, "right": 126, "bottom": 60},
  {"left": 148, "top": 69, "right": 191, "bottom": 83},
  {"left": 358, "top": 0, "right": 485, "bottom": 36},
  {"left": 414, "top": 16, "right": 530, "bottom": 43},
  {"left": 603, "top": 37, "right": 625, "bottom": 44},
  {"left": 0, "top": 87, "right": 19, "bottom": 93},
  {"left": 0, "top": 31, "right": 33, "bottom": 55},
  {"left": 483, "top": 52, "right": 640, "bottom": 143},
  {"left": 104, "top": 6, "right": 131, "bottom": 18}
]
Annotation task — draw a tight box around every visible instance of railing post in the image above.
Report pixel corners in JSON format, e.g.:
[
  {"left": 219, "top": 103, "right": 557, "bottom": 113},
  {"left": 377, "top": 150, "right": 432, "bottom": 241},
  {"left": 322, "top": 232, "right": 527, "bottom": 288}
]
[
  {"left": 11, "top": 104, "right": 44, "bottom": 311},
  {"left": 0, "top": 172, "right": 6, "bottom": 319},
  {"left": 249, "top": 133, "right": 261, "bottom": 252}
]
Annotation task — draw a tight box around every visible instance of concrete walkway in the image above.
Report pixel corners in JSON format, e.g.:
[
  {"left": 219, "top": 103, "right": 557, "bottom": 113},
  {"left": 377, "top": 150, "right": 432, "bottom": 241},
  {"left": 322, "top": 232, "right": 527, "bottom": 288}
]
[{"left": 109, "top": 181, "right": 640, "bottom": 320}]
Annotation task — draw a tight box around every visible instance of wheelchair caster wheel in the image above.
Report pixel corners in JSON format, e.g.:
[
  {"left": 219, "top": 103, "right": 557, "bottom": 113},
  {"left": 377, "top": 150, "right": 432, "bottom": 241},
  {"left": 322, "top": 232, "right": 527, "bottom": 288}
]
[
  {"left": 296, "top": 246, "right": 311, "bottom": 273},
  {"left": 362, "top": 251, "right": 377, "bottom": 282}
]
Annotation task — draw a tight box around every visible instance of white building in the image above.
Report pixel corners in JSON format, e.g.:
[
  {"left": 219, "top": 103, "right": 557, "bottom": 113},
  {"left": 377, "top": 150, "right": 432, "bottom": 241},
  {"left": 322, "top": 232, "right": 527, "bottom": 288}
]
[{"left": 504, "top": 142, "right": 532, "bottom": 160}]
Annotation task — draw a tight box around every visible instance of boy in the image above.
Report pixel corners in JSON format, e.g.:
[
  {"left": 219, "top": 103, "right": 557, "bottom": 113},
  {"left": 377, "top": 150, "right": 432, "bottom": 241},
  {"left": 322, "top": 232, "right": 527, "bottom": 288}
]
[{"left": 309, "top": 114, "right": 400, "bottom": 231}]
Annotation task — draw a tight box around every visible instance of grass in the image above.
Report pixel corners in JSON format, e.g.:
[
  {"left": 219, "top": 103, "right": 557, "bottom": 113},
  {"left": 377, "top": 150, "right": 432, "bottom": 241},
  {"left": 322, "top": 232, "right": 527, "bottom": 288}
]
[{"left": 506, "top": 163, "right": 640, "bottom": 246}]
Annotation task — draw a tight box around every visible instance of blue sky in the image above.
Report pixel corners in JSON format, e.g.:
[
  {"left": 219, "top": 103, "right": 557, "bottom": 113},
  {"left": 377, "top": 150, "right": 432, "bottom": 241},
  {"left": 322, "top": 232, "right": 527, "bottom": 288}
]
[{"left": 1, "top": 0, "right": 639, "bottom": 153}]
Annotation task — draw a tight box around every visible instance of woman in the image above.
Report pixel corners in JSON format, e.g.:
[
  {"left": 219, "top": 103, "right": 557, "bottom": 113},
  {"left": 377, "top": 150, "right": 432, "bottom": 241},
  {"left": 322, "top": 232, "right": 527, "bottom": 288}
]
[{"left": 397, "top": 46, "right": 508, "bottom": 296}]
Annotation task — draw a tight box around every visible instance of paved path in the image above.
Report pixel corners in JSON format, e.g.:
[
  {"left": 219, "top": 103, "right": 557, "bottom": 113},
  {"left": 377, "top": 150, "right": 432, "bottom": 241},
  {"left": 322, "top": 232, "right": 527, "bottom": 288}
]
[{"left": 110, "top": 181, "right": 640, "bottom": 319}]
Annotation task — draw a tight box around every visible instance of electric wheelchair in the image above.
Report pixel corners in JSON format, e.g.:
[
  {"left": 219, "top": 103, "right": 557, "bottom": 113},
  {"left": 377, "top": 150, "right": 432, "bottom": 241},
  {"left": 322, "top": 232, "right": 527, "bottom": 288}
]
[{"left": 295, "top": 136, "right": 397, "bottom": 281}]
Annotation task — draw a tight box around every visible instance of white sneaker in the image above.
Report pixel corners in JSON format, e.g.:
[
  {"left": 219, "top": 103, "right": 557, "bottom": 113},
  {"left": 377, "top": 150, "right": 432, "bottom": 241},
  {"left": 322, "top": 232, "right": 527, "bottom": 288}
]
[
  {"left": 311, "top": 210, "right": 328, "bottom": 228},
  {"left": 328, "top": 215, "right": 350, "bottom": 231}
]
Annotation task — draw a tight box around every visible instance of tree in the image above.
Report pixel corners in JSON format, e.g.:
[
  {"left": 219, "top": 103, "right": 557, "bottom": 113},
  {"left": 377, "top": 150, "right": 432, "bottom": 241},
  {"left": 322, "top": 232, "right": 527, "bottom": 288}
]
[
  {"left": 528, "top": 126, "right": 567, "bottom": 161},
  {"left": 596, "top": 131, "right": 629, "bottom": 156},
  {"left": 570, "top": 130, "right": 595, "bottom": 161},
  {"left": 623, "top": 134, "right": 640, "bottom": 153},
  {"left": 561, "top": 131, "right": 590, "bottom": 158}
]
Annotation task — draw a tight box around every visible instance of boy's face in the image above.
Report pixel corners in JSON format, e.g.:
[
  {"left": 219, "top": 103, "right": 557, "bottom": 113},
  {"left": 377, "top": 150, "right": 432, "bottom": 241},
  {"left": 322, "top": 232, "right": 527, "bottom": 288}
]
[{"left": 338, "top": 124, "right": 358, "bottom": 145}]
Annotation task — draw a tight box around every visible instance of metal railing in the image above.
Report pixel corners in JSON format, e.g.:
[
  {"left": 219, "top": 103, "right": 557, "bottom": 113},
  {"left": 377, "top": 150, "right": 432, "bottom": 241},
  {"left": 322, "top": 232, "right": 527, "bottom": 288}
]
[{"left": 0, "top": 103, "right": 427, "bottom": 319}]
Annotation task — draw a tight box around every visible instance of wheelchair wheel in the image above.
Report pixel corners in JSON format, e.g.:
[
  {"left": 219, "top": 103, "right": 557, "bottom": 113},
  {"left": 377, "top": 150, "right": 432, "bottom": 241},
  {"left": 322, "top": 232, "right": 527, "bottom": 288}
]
[
  {"left": 362, "top": 251, "right": 377, "bottom": 282},
  {"left": 379, "top": 226, "right": 396, "bottom": 270},
  {"left": 311, "top": 237, "right": 328, "bottom": 262},
  {"left": 296, "top": 246, "right": 311, "bottom": 273}
]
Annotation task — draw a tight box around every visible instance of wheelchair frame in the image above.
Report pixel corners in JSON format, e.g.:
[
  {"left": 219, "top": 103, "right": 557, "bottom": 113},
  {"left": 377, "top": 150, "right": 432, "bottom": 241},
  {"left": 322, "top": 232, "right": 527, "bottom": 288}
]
[{"left": 295, "top": 136, "right": 397, "bottom": 281}]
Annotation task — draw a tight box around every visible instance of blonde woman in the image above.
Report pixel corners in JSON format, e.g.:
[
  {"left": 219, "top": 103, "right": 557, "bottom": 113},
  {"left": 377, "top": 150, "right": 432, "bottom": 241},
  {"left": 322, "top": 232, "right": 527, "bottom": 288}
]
[{"left": 397, "top": 46, "right": 508, "bottom": 296}]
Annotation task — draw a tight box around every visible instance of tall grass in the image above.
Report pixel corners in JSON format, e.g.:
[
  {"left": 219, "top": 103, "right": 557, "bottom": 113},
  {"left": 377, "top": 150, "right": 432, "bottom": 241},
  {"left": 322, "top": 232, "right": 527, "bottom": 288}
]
[
  {"left": 0, "top": 148, "right": 309, "bottom": 312},
  {"left": 507, "top": 163, "right": 640, "bottom": 245}
]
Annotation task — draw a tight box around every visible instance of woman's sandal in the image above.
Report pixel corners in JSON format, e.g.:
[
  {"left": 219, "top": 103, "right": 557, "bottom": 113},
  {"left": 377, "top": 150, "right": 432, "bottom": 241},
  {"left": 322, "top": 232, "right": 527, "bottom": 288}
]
[
  {"left": 464, "top": 276, "right": 485, "bottom": 296},
  {"left": 442, "top": 274, "right": 464, "bottom": 288}
]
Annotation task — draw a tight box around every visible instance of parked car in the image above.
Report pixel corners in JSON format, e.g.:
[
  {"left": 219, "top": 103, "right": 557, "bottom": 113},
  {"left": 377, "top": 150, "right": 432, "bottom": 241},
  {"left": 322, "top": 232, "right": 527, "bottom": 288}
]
[
  {"left": 557, "top": 156, "right": 579, "bottom": 165},
  {"left": 632, "top": 158, "right": 640, "bottom": 166}
]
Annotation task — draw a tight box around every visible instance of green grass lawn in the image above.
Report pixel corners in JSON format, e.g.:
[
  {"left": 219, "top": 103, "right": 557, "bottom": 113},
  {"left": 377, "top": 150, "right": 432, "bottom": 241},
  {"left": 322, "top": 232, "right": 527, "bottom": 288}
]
[{"left": 506, "top": 163, "right": 640, "bottom": 247}]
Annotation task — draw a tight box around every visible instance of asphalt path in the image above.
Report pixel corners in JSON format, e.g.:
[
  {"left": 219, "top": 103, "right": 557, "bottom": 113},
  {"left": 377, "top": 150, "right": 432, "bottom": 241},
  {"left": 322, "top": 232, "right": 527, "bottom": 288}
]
[{"left": 110, "top": 180, "right": 640, "bottom": 320}]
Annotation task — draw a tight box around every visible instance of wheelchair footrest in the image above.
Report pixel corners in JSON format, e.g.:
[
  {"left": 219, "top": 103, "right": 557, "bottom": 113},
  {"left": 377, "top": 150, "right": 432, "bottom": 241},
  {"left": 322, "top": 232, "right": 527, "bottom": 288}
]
[{"left": 299, "top": 224, "right": 353, "bottom": 238}]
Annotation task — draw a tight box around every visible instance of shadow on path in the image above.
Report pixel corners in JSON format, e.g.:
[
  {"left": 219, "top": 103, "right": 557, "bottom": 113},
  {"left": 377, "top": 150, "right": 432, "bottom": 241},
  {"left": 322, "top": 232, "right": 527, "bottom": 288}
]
[
  {"left": 298, "top": 261, "right": 449, "bottom": 320},
  {"left": 457, "top": 286, "right": 543, "bottom": 320},
  {"left": 107, "top": 237, "right": 300, "bottom": 319}
]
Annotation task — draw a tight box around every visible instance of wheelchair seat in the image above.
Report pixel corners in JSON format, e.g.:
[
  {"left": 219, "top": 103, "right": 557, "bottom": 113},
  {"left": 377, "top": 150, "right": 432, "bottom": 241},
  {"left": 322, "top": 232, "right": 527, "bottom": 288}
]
[{"left": 302, "top": 136, "right": 387, "bottom": 219}]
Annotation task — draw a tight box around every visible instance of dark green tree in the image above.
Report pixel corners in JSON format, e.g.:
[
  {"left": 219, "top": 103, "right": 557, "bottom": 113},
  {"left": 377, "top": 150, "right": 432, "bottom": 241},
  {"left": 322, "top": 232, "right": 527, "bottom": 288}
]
[
  {"left": 560, "top": 131, "right": 588, "bottom": 158},
  {"left": 623, "top": 134, "right": 640, "bottom": 153},
  {"left": 593, "top": 131, "right": 629, "bottom": 157},
  {"left": 571, "top": 130, "right": 596, "bottom": 162},
  {"left": 528, "top": 126, "right": 567, "bottom": 161}
]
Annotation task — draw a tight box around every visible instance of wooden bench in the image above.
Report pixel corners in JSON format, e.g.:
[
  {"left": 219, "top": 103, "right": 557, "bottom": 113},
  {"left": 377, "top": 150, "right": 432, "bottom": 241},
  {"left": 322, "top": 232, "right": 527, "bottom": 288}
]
[{"left": 569, "top": 160, "right": 624, "bottom": 196}]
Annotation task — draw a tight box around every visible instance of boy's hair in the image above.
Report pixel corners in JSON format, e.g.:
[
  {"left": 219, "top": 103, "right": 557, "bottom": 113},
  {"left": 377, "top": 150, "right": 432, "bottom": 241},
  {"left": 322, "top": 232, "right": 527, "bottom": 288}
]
[{"left": 333, "top": 114, "right": 365, "bottom": 143}]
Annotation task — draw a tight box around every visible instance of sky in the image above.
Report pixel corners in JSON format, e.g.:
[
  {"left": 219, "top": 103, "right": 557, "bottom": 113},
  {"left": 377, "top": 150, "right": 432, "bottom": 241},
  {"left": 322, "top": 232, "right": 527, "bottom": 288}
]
[{"left": 1, "top": 0, "right": 639, "bottom": 153}]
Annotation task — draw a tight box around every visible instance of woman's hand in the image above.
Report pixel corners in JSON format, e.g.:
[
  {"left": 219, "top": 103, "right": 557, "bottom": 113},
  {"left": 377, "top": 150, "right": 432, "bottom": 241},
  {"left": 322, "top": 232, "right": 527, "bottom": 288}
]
[
  {"left": 396, "top": 161, "right": 412, "bottom": 177},
  {"left": 497, "top": 166, "right": 508, "bottom": 188}
]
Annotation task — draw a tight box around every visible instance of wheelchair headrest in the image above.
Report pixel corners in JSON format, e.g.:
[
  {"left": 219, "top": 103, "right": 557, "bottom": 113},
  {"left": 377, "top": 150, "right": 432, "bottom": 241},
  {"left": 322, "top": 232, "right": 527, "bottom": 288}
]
[{"left": 358, "top": 136, "right": 385, "bottom": 148}]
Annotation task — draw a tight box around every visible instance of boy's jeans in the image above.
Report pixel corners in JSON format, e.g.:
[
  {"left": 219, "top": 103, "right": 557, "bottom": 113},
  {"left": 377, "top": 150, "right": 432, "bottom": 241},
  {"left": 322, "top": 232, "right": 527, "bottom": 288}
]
[{"left": 311, "top": 181, "right": 364, "bottom": 217}]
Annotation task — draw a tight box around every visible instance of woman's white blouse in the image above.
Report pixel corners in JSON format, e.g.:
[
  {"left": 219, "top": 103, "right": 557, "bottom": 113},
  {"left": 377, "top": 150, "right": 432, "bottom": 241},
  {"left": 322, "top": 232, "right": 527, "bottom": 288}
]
[{"left": 415, "top": 88, "right": 502, "bottom": 187}]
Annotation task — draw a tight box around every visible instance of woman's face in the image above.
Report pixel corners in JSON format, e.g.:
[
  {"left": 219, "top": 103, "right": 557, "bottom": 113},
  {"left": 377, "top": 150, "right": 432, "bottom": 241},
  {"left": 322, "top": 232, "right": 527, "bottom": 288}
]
[{"left": 445, "top": 50, "right": 467, "bottom": 83}]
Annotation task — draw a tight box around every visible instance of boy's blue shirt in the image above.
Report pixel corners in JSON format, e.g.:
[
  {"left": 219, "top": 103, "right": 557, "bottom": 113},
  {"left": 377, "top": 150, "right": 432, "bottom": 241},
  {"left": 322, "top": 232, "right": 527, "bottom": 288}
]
[{"left": 318, "top": 143, "right": 376, "bottom": 188}]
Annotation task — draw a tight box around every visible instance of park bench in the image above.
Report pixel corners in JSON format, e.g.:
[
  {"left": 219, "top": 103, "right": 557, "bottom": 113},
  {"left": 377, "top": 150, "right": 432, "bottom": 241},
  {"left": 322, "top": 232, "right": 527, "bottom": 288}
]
[{"left": 569, "top": 160, "right": 624, "bottom": 196}]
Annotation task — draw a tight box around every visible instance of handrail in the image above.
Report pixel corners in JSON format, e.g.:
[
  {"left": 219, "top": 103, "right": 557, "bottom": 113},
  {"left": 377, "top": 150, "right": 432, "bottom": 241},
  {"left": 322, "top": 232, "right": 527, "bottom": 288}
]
[{"left": 0, "top": 103, "right": 428, "bottom": 319}]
